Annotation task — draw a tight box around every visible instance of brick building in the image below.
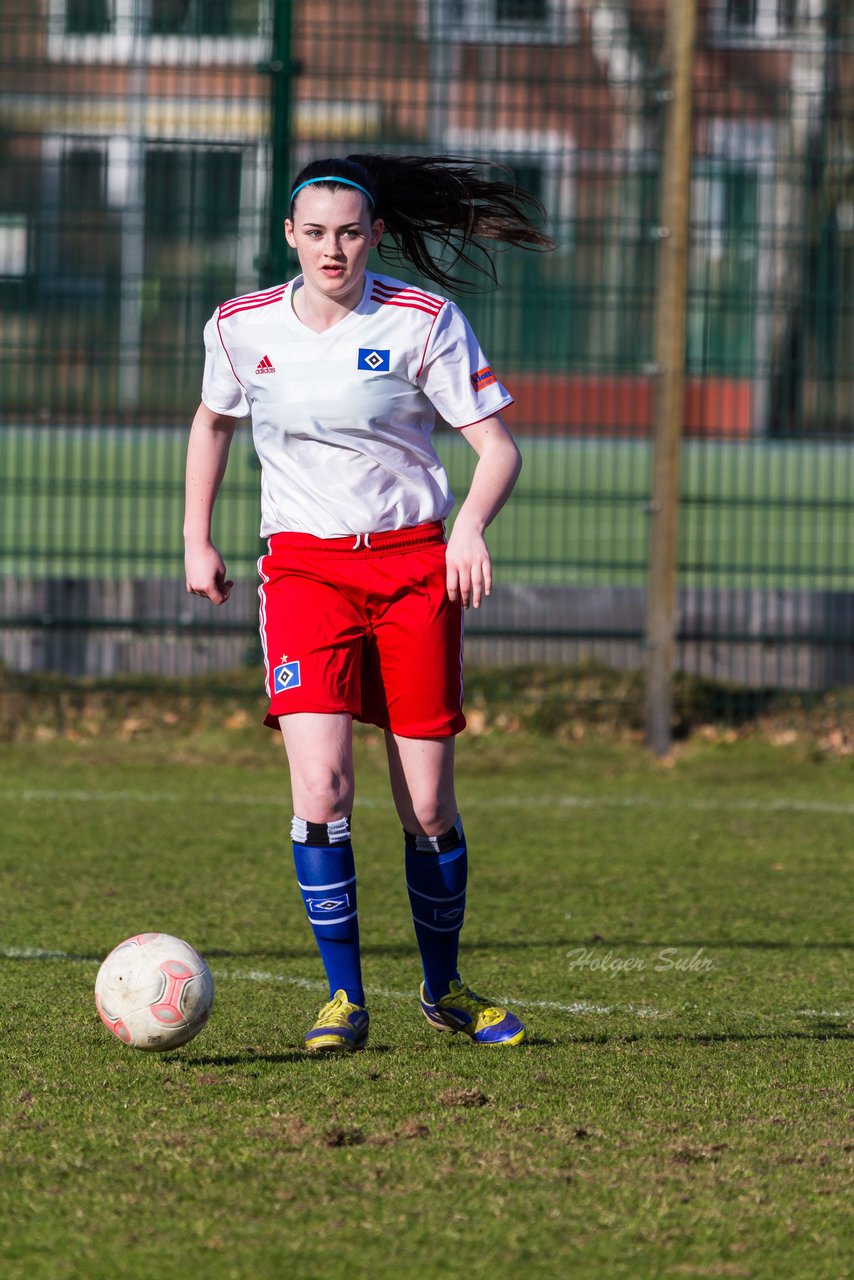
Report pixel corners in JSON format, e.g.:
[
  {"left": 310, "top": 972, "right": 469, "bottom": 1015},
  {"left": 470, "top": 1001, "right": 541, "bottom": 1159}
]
[{"left": 1, "top": 1, "right": 851, "bottom": 432}]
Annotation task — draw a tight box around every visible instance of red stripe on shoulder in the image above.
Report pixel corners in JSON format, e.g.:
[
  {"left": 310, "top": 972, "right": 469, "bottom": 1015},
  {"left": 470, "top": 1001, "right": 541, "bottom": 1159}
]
[
  {"left": 370, "top": 281, "right": 444, "bottom": 316},
  {"left": 371, "top": 279, "right": 442, "bottom": 301},
  {"left": 371, "top": 280, "right": 443, "bottom": 306},
  {"left": 219, "top": 284, "right": 289, "bottom": 321},
  {"left": 375, "top": 297, "right": 446, "bottom": 317}
]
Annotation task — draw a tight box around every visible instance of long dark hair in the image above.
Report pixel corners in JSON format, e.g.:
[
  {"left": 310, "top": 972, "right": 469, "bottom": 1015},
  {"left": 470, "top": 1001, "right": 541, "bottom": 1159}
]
[{"left": 288, "top": 153, "right": 555, "bottom": 293}]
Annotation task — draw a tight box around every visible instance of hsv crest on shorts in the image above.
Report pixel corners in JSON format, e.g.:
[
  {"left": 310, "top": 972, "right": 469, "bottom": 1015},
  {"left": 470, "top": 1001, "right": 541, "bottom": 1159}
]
[
  {"left": 273, "top": 658, "right": 301, "bottom": 692},
  {"left": 255, "top": 354, "right": 276, "bottom": 374}
]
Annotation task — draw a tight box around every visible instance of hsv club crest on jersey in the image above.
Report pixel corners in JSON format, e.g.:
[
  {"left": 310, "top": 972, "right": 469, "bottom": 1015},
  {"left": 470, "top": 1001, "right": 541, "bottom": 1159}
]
[{"left": 357, "top": 348, "right": 390, "bottom": 371}]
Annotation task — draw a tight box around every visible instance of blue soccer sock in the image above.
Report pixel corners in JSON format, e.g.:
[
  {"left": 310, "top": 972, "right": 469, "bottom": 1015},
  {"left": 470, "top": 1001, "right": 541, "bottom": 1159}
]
[
  {"left": 405, "top": 816, "right": 467, "bottom": 1002},
  {"left": 291, "top": 816, "right": 365, "bottom": 1007}
]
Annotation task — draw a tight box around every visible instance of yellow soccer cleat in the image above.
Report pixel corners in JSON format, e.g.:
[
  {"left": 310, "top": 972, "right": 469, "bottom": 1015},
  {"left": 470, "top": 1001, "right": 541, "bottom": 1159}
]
[{"left": 304, "top": 989, "right": 369, "bottom": 1052}]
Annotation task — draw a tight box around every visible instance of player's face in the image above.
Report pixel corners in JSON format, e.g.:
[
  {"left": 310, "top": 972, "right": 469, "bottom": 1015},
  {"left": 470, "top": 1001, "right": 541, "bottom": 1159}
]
[{"left": 285, "top": 187, "right": 383, "bottom": 308}]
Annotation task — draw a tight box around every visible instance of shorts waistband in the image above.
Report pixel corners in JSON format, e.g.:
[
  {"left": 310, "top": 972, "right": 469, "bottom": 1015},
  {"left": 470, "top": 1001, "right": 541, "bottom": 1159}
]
[{"left": 267, "top": 520, "right": 446, "bottom": 555}]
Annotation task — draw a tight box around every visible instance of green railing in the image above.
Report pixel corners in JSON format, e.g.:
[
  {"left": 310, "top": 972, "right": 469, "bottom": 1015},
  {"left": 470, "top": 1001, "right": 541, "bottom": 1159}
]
[{"left": 1, "top": 2, "right": 852, "bottom": 709}]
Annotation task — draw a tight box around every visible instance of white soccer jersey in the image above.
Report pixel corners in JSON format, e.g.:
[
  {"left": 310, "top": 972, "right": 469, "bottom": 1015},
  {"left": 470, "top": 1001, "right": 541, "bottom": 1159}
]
[{"left": 201, "top": 270, "right": 513, "bottom": 538}]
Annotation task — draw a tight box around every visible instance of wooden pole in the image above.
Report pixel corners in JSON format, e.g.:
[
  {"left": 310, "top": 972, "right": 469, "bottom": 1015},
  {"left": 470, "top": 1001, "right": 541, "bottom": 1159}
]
[{"left": 644, "top": 0, "right": 697, "bottom": 755}]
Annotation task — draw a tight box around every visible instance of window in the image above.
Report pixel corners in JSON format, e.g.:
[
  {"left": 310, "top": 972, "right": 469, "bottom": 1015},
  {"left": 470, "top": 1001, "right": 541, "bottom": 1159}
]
[
  {"left": 141, "top": 145, "right": 248, "bottom": 405},
  {"left": 65, "top": 0, "right": 111, "bottom": 34},
  {"left": 48, "top": 0, "right": 269, "bottom": 62},
  {"left": 145, "top": 147, "right": 242, "bottom": 243},
  {"left": 709, "top": 0, "right": 797, "bottom": 45},
  {"left": 36, "top": 141, "right": 119, "bottom": 303},
  {"left": 495, "top": 0, "right": 548, "bottom": 23},
  {"left": 148, "top": 0, "right": 259, "bottom": 37},
  {"left": 687, "top": 121, "right": 775, "bottom": 376},
  {"left": 424, "top": 0, "right": 577, "bottom": 45},
  {"left": 0, "top": 216, "right": 29, "bottom": 279},
  {"left": 689, "top": 165, "right": 760, "bottom": 374}
]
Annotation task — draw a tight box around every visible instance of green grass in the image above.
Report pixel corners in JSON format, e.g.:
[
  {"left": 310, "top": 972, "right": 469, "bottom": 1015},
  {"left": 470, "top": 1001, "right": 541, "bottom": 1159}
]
[
  {"left": 1, "top": 426, "right": 852, "bottom": 588},
  {"left": 1, "top": 725, "right": 851, "bottom": 1279}
]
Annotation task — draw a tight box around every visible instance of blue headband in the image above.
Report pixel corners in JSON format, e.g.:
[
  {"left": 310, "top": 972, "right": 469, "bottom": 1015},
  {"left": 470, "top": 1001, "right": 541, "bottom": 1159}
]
[{"left": 290, "top": 176, "right": 375, "bottom": 206}]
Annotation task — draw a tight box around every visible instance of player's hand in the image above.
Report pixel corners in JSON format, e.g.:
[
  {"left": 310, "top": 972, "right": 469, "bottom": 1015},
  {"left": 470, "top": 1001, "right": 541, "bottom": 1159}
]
[
  {"left": 446, "top": 519, "right": 492, "bottom": 609},
  {"left": 184, "top": 542, "right": 233, "bottom": 606}
]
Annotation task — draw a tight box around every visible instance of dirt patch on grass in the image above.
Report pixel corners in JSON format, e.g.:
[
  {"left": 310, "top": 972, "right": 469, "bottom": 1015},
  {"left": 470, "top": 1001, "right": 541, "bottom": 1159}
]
[{"left": 438, "top": 1087, "right": 489, "bottom": 1108}]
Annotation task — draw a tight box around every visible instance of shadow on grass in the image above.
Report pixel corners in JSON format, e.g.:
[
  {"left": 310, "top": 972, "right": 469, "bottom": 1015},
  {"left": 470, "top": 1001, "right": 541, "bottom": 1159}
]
[
  {"left": 0, "top": 939, "right": 569, "bottom": 967},
  {"left": 187, "top": 1044, "right": 398, "bottom": 1066},
  {"left": 570, "top": 1026, "right": 853, "bottom": 1044},
  {"left": 3, "top": 934, "right": 849, "bottom": 966},
  {"left": 580, "top": 938, "right": 853, "bottom": 951},
  {"left": 202, "top": 938, "right": 574, "bottom": 961},
  {"left": 187, "top": 1025, "right": 852, "bottom": 1062},
  {"left": 203, "top": 937, "right": 853, "bottom": 960}
]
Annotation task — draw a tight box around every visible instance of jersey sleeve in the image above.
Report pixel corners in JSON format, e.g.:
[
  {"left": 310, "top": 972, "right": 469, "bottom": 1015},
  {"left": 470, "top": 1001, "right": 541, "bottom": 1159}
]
[
  {"left": 200, "top": 311, "right": 250, "bottom": 418},
  {"left": 417, "top": 301, "right": 513, "bottom": 428}
]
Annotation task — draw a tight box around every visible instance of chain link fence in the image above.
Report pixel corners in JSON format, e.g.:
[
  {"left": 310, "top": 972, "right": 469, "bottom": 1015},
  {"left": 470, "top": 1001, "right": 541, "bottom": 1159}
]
[{"left": 1, "top": 1, "right": 852, "bottom": 717}]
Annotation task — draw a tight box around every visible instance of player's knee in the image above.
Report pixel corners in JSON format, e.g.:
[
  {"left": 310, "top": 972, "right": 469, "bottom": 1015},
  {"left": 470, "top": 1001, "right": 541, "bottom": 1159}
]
[
  {"left": 292, "top": 761, "right": 353, "bottom": 821},
  {"left": 406, "top": 795, "right": 459, "bottom": 838}
]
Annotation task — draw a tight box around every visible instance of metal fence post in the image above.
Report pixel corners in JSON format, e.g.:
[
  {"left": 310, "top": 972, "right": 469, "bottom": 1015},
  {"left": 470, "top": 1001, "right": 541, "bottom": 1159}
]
[
  {"left": 117, "top": 0, "right": 147, "bottom": 412},
  {"left": 644, "top": 0, "right": 697, "bottom": 755},
  {"left": 260, "top": 0, "right": 295, "bottom": 288}
]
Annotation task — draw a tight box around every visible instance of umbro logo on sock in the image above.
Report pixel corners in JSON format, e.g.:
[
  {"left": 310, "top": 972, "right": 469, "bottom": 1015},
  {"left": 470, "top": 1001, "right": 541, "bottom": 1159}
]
[{"left": 255, "top": 354, "right": 275, "bottom": 374}]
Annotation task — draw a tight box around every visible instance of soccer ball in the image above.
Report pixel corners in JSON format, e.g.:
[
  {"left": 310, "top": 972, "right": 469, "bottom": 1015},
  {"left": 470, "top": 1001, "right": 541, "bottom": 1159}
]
[{"left": 95, "top": 933, "right": 214, "bottom": 1052}]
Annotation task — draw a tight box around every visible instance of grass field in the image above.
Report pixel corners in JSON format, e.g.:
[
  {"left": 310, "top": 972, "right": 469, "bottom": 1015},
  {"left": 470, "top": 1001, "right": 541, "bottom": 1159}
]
[
  {"left": 2, "top": 426, "right": 852, "bottom": 589},
  {"left": 1, "top": 722, "right": 851, "bottom": 1280}
]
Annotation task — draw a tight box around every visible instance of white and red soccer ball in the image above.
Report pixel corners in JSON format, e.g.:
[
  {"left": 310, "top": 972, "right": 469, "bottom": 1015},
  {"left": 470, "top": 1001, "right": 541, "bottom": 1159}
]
[{"left": 95, "top": 933, "right": 214, "bottom": 1052}]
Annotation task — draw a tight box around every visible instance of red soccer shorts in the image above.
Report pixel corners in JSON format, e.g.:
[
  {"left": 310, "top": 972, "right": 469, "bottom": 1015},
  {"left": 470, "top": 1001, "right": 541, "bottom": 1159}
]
[{"left": 258, "top": 520, "right": 466, "bottom": 738}]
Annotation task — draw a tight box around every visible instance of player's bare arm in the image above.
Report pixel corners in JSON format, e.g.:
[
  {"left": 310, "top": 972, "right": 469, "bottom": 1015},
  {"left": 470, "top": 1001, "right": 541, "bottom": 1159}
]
[
  {"left": 446, "top": 414, "right": 522, "bottom": 609},
  {"left": 183, "top": 402, "right": 238, "bottom": 605}
]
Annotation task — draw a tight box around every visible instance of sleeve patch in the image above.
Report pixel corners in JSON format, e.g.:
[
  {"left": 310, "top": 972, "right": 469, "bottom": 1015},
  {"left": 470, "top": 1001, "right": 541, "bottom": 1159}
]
[{"left": 471, "top": 366, "right": 497, "bottom": 392}]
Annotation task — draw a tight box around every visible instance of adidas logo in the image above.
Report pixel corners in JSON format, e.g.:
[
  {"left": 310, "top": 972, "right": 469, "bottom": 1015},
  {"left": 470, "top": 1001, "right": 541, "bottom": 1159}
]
[{"left": 255, "top": 355, "right": 275, "bottom": 374}]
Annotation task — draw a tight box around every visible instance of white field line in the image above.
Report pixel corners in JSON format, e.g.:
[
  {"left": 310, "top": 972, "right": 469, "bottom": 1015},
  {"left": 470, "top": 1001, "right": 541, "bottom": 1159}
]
[
  {"left": 3, "top": 788, "right": 854, "bottom": 817},
  {"left": 1, "top": 947, "right": 851, "bottom": 1022}
]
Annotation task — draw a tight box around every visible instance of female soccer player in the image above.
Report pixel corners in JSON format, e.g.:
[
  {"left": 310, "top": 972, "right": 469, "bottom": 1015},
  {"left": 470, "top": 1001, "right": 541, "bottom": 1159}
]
[{"left": 184, "top": 154, "right": 553, "bottom": 1051}]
